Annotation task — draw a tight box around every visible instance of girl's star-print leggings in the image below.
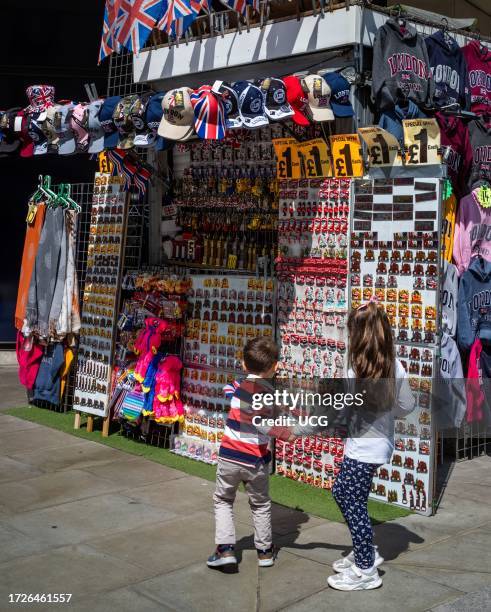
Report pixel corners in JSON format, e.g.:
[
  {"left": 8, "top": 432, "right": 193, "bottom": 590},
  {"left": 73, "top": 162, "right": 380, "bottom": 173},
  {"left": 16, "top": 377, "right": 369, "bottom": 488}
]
[{"left": 332, "top": 456, "right": 381, "bottom": 570}]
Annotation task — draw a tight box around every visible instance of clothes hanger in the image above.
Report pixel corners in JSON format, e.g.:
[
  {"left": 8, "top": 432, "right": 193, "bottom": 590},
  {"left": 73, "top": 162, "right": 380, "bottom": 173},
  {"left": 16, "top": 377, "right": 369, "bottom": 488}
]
[
  {"left": 30, "top": 175, "right": 52, "bottom": 204},
  {"left": 440, "top": 18, "right": 453, "bottom": 47},
  {"left": 42, "top": 176, "right": 58, "bottom": 207},
  {"left": 64, "top": 183, "right": 81, "bottom": 212}
]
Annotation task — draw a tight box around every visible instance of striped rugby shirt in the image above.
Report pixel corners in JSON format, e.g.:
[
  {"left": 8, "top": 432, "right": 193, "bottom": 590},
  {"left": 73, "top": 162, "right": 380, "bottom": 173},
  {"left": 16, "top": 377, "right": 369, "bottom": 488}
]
[{"left": 219, "top": 374, "right": 292, "bottom": 468}]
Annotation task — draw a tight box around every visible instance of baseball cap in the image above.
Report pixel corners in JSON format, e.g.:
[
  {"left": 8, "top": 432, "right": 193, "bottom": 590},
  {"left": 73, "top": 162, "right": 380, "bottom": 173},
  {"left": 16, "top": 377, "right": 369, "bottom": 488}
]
[
  {"left": 69, "top": 104, "right": 90, "bottom": 153},
  {"left": 87, "top": 100, "right": 105, "bottom": 153},
  {"left": 25, "top": 85, "right": 55, "bottom": 114},
  {"left": 0, "top": 108, "right": 21, "bottom": 154},
  {"left": 54, "top": 104, "right": 76, "bottom": 155},
  {"left": 99, "top": 96, "right": 121, "bottom": 149},
  {"left": 158, "top": 88, "right": 194, "bottom": 141},
  {"left": 27, "top": 113, "right": 48, "bottom": 155},
  {"left": 283, "top": 75, "right": 310, "bottom": 126},
  {"left": 261, "top": 78, "right": 294, "bottom": 121},
  {"left": 213, "top": 81, "right": 242, "bottom": 129},
  {"left": 237, "top": 83, "right": 269, "bottom": 129},
  {"left": 302, "top": 74, "right": 334, "bottom": 122},
  {"left": 131, "top": 92, "right": 155, "bottom": 147},
  {"left": 191, "top": 85, "right": 226, "bottom": 140},
  {"left": 15, "top": 111, "right": 34, "bottom": 158},
  {"left": 134, "top": 92, "right": 171, "bottom": 150},
  {"left": 323, "top": 72, "right": 354, "bottom": 117},
  {"left": 114, "top": 95, "right": 139, "bottom": 149},
  {"left": 41, "top": 106, "right": 60, "bottom": 153}
]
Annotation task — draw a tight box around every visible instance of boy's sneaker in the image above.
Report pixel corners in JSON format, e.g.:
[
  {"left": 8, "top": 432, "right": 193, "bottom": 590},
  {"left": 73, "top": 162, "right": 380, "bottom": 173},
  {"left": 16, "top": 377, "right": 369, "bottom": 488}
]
[
  {"left": 257, "top": 546, "right": 275, "bottom": 567},
  {"left": 207, "top": 545, "right": 238, "bottom": 573},
  {"left": 332, "top": 546, "right": 383, "bottom": 573},
  {"left": 327, "top": 565, "right": 382, "bottom": 591}
]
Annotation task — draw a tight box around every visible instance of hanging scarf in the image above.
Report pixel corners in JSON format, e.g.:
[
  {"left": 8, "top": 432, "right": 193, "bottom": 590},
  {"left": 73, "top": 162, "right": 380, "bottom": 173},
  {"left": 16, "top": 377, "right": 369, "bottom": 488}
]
[
  {"left": 24, "top": 206, "right": 64, "bottom": 339},
  {"left": 15, "top": 202, "right": 46, "bottom": 330},
  {"left": 48, "top": 210, "right": 68, "bottom": 338},
  {"left": 56, "top": 210, "right": 78, "bottom": 339}
]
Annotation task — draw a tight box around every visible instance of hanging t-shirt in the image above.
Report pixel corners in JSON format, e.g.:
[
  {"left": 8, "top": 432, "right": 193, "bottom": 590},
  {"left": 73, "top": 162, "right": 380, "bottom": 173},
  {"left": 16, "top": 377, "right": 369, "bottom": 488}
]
[
  {"left": 462, "top": 40, "right": 491, "bottom": 114},
  {"left": 436, "top": 332, "right": 466, "bottom": 429},
  {"left": 425, "top": 30, "right": 469, "bottom": 109},
  {"left": 436, "top": 113, "right": 472, "bottom": 198},
  {"left": 32, "top": 343, "right": 65, "bottom": 406},
  {"left": 442, "top": 261, "right": 458, "bottom": 337},
  {"left": 467, "top": 118, "right": 491, "bottom": 191},
  {"left": 453, "top": 191, "right": 491, "bottom": 274}
]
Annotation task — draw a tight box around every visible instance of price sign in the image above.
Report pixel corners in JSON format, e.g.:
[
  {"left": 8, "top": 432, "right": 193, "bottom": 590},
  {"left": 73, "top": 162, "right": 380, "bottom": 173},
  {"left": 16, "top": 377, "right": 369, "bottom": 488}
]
[
  {"left": 272, "top": 138, "right": 301, "bottom": 179},
  {"left": 358, "top": 127, "right": 402, "bottom": 167},
  {"left": 98, "top": 151, "right": 114, "bottom": 174},
  {"left": 297, "top": 138, "right": 332, "bottom": 178},
  {"left": 403, "top": 119, "right": 441, "bottom": 165},
  {"left": 329, "top": 134, "right": 364, "bottom": 178},
  {"left": 227, "top": 254, "right": 238, "bottom": 269}
]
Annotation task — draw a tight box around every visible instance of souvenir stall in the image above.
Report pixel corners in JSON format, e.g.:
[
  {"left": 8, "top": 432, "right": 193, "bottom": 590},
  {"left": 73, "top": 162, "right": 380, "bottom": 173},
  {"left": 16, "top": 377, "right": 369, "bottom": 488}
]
[{"left": 6, "top": 2, "right": 491, "bottom": 517}]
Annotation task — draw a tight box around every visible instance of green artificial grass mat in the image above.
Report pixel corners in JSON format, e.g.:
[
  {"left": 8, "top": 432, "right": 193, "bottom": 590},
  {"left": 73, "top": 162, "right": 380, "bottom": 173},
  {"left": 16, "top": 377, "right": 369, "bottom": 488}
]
[{"left": 5, "top": 405, "right": 411, "bottom": 524}]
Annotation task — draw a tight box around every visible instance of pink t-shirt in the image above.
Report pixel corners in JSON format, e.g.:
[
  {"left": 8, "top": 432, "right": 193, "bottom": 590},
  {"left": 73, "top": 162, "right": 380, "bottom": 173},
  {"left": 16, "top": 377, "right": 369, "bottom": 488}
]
[{"left": 453, "top": 192, "right": 491, "bottom": 274}]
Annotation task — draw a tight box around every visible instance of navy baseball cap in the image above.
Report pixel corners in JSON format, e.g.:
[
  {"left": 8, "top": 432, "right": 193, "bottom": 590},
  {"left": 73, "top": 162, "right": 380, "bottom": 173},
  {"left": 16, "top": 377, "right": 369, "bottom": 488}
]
[
  {"left": 214, "top": 81, "right": 242, "bottom": 129},
  {"left": 261, "top": 77, "right": 294, "bottom": 121},
  {"left": 237, "top": 83, "right": 269, "bottom": 129},
  {"left": 99, "top": 96, "right": 121, "bottom": 149},
  {"left": 28, "top": 112, "right": 48, "bottom": 155},
  {"left": 132, "top": 91, "right": 170, "bottom": 150},
  {"left": 323, "top": 72, "right": 354, "bottom": 117}
]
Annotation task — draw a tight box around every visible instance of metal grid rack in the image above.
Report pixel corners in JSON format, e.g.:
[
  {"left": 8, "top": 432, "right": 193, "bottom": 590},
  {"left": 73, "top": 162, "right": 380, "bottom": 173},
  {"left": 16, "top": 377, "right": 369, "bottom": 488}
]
[{"left": 107, "top": 50, "right": 145, "bottom": 98}]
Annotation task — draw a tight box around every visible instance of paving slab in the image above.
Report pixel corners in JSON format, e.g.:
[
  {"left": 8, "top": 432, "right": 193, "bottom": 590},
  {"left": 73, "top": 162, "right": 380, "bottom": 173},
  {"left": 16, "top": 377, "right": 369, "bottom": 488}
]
[
  {"left": 390, "top": 529, "right": 491, "bottom": 573},
  {"left": 125, "top": 476, "right": 215, "bottom": 515},
  {"left": 0, "top": 426, "right": 81, "bottom": 455},
  {"left": 68, "top": 586, "right": 176, "bottom": 612},
  {"left": 0, "top": 454, "right": 45, "bottom": 483},
  {"left": 89, "top": 510, "right": 245, "bottom": 573},
  {"left": 8, "top": 440, "right": 131, "bottom": 473},
  {"left": 431, "top": 585, "right": 491, "bottom": 612},
  {"left": 4, "top": 492, "right": 174, "bottom": 547},
  {"left": 79, "top": 455, "right": 185, "bottom": 489},
  {"left": 400, "top": 565, "right": 491, "bottom": 595},
  {"left": 0, "top": 367, "right": 28, "bottom": 410},
  {"left": 282, "top": 565, "right": 462, "bottom": 612},
  {"left": 132, "top": 553, "right": 258, "bottom": 612},
  {"left": 0, "top": 544, "right": 150, "bottom": 603},
  {"left": 0, "top": 522, "right": 52, "bottom": 564},
  {"left": 0, "top": 413, "right": 42, "bottom": 432},
  {"left": 0, "top": 468, "right": 124, "bottom": 513}
]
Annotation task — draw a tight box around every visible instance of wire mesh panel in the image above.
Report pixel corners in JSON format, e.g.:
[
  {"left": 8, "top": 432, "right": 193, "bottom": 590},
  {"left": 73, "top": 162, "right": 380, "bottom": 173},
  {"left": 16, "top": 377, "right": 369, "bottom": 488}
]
[{"left": 107, "top": 50, "right": 145, "bottom": 98}]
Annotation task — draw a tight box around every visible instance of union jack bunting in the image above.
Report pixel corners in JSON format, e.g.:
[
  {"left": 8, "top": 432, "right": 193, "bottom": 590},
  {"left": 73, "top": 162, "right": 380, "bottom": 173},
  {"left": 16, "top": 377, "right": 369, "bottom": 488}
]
[
  {"left": 115, "top": 0, "right": 164, "bottom": 54},
  {"left": 190, "top": 85, "right": 226, "bottom": 140},
  {"left": 98, "top": 0, "right": 122, "bottom": 63},
  {"left": 157, "top": 0, "right": 207, "bottom": 36},
  {"left": 219, "top": 0, "right": 259, "bottom": 17}
]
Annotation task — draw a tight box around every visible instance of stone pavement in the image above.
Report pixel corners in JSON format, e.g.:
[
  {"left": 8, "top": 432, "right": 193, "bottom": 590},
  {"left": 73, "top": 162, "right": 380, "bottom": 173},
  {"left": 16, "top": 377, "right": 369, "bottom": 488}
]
[{"left": 0, "top": 367, "right": 490, "bottom": 611}]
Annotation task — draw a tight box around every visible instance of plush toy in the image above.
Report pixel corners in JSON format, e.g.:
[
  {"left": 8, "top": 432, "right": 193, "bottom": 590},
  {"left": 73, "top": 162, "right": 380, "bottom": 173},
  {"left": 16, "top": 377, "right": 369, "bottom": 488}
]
[
  {"left": 133, "top": 318, "right": 169, "bottom": 383},
  {"left": 153, "top": 355, "right": 184, "bottom": 423}
]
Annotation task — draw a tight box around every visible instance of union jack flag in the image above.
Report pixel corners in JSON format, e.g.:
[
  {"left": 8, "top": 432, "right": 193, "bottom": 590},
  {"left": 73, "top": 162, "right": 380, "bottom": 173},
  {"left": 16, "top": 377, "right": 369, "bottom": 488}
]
[
  {"left": 190, "top": 85, "right": 226, "bottom": 140},
  {"left": 219, "top": 0, "right": 259, "bottom": 17},
  {"left": 157, "top": 0, "right": 207, "bottom": 36},
  {"left": 98, "top": 0, "right": 122, "bottom": 63},
  {"left": 116, "top": 0, "right": 164, "bottom": 54}
]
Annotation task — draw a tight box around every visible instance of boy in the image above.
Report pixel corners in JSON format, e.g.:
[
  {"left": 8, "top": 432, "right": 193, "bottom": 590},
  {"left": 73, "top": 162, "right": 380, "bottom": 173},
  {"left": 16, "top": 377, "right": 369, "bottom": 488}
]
[{"left": 207, "top": 336, "right": 284, "bottom": 572}]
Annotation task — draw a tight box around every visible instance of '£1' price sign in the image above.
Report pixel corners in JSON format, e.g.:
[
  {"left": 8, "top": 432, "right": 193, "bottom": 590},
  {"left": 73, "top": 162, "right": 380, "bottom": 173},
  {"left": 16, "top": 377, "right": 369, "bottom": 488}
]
[
  {"left": 272, "top": 138, "right": 301, "bottom": 179},
  {"left": 329, "top": 134, "right": 364, "bottom": 178},
  {"left": 403, "top": 118, "right": 441, "bottom": 165},
  {"left": 297, "top": 138, "right": 332, "bottom": 178}
]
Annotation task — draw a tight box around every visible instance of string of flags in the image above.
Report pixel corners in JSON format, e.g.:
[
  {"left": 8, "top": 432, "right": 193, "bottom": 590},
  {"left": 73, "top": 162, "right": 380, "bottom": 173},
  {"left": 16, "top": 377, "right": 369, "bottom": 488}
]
[{"left": 99, "top": 0, "right": 261, "bottom": 61}]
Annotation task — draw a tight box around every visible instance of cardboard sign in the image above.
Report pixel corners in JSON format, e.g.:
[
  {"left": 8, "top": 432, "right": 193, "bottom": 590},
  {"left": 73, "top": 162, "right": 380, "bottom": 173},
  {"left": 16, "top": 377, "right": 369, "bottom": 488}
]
[
  {"left": 403, "top": 119, "right": 441, "bottom": 165},
  {"left": 272, "top": 138, "right": 301, "bottom": 179},
  {"left": 358, "top": 127, "right": 402, "bottom": 167},
  {"left": 330, "top": 134, "right": 364, "bottom": 177},
  {"left": 98, "top": 151, "right": 114, "bottom": 174},
  {"left": 296, "top": 138, "right": 332, "bottom": 178}
]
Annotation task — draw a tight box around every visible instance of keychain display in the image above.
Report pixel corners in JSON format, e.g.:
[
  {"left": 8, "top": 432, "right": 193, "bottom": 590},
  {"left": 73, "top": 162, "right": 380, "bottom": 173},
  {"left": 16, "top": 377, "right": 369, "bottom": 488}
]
[
  {"left": 74, "top": 173, "right": 127, "bottom": 417},
  {"left": 350, "top": 176, "right": 442, "bottom": 513}
]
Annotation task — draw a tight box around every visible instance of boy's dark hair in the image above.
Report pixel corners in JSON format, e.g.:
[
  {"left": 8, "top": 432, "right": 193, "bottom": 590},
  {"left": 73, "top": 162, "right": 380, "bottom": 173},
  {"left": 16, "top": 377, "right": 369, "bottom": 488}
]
[{"left": 243, "top": 337, "right": 279, "bottom": 375}]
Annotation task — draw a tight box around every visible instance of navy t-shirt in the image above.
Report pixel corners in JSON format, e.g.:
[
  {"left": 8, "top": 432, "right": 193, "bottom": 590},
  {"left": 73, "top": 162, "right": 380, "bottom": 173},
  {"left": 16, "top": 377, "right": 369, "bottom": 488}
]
[{"left": 33, "top": 343, "right": 65, "bottom": 406}]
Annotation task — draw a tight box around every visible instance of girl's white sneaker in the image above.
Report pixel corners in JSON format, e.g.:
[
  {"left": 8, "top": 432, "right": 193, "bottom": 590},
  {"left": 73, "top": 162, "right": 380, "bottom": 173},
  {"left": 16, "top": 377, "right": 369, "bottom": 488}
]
[
  {"left": 327, "top": 565, "right": 383, "bottom": 591},
  {"left": 332, "top": 546, "right": 384, "bottom": 573}
]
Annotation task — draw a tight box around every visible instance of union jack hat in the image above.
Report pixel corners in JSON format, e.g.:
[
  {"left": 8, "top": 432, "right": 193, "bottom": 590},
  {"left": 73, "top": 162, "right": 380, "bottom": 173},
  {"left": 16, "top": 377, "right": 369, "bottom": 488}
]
[
  {"left": 190, "top": 85, "right": 226, "bottom": 140},
  {"left": 25, "top": 85, "right": 55, "bottom": 114}
]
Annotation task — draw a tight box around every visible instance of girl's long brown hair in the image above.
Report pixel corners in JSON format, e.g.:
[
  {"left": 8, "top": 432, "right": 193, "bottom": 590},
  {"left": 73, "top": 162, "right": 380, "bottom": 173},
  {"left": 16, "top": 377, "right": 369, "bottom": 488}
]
[{"left": 347, "top": 302, "right": 395, "bottom": 409}]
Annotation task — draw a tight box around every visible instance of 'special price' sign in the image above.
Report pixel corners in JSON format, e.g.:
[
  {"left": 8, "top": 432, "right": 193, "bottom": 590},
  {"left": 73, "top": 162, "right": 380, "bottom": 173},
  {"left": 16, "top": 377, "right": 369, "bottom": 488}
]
[
  {"left": 329, "top": 134, "right": 364, "bottom": 178},
  {"left": 272, "top": 138, "right": 301, "bottom": 179},
  {"left": 403, "top": 118, "right": 441, "bottom": 165},
  {"left": 296, "top": 138, "right": 332, "bottom": 178},
  {"left": 358, "top": 127, "right": 402, "bottom": 167}
]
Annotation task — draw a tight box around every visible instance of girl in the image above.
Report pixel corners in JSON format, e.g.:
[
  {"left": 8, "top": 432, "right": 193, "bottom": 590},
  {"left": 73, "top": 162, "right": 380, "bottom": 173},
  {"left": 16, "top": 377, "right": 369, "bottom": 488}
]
[{"left": 328, "top": 299, "right": 415, "bottom": 591}]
